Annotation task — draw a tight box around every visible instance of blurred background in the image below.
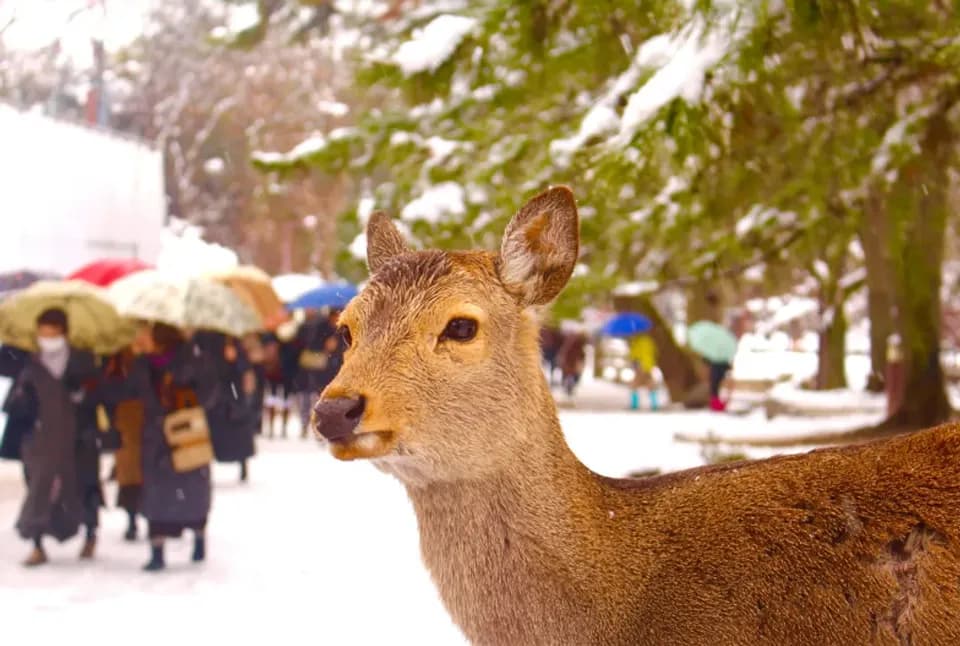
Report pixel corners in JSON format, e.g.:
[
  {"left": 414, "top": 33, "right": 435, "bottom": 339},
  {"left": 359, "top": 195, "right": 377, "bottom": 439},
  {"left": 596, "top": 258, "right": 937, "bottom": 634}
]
[{"left": 1, "top": 0, "right": 959, "bottom": 643}]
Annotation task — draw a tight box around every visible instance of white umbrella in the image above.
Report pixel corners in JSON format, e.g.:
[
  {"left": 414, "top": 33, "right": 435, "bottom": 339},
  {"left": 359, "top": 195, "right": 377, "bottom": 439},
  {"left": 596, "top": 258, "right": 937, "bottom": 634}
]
[{"left": 109, "top": 270, "right": 261, "bottom": 337}]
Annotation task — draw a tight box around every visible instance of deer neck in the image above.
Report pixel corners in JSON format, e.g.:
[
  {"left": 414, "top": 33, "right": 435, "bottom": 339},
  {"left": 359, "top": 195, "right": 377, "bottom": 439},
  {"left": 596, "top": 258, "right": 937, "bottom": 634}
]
[{"left": 405, "top": 380, "right": 639, "bottom": 643}]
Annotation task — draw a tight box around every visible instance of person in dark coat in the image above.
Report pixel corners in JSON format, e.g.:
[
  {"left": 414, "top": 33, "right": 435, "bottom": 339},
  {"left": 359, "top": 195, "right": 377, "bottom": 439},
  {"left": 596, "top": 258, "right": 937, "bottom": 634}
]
[
  {"left": 125, "top": 322, "right": 214, "bottom": 571},
  {"left": 241, "top": 332, "right": 267, "bottom": 436},
  {"left": 557, "top": 332, "right": 588, "bottom": 397},
  {"left": 540, "top": 325, "right": 564, "bottom": 386},
  {"left": 192, "top": 330, "right": 257, "bottom": 481},
  {"left": 294, "top": 310, "right": 344, "bottom": 438},
  {"left": 100, "top": 348, "right": 145, "bottom": 540},
  {"left": 262, "top": 329, "right": 300, "bottom": 438},
  {"left": 0, "top": 345, "right": 32, "bottom": 465},
  {"left": 6, "top": 308, "right": 102, "bottom": 566}
]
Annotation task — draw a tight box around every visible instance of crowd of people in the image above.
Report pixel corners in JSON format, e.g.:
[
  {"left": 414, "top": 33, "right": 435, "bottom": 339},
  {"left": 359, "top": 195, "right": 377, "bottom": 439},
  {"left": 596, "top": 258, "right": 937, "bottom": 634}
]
[{"left": 0, "top": 306, "right": 345, "bottom": 571}]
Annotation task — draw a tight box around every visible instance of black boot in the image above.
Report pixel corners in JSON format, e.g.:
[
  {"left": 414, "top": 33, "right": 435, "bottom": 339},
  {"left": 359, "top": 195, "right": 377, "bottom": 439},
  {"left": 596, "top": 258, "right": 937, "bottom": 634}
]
[
  {"left": 192, "top": 535, "right": 206, "bottom": 563},
  {"left": 239, "top": 460, "right": 248, "bottom": 483},
  {"left": 124, "top": 513, "right": 137, "bottom": 542},
  {"left": 143, "top": 544, "right": 165, "bottom": 572}
]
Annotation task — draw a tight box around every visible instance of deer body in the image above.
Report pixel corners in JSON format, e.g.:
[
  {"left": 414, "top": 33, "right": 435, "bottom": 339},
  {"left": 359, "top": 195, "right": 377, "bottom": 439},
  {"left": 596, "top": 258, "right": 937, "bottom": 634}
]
[
  {"left": 313, "top": 187, "right": 960, "bottom": 645},
  {"left": 410, "top": 414, "right": 960, "bottom": 645}
]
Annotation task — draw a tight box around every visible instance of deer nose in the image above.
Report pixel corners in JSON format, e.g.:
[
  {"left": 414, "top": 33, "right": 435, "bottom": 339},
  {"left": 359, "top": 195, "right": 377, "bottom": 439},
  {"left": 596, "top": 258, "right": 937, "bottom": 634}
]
[{"left": 312, "top": 396, "right": 365, "bottom": 441}]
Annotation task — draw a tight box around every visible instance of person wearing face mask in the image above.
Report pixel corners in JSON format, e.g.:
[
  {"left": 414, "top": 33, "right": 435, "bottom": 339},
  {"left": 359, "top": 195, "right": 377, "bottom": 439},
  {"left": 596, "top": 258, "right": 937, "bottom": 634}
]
[{"left": 6, "top": 308, "right": 102, "bottom": 566}]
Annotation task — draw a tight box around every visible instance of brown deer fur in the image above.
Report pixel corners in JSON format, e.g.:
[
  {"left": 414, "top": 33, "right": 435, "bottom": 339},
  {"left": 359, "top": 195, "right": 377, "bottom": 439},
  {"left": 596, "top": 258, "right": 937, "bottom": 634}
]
[{"left": 318, "top": 186, "right": 960, "bottom": 645}]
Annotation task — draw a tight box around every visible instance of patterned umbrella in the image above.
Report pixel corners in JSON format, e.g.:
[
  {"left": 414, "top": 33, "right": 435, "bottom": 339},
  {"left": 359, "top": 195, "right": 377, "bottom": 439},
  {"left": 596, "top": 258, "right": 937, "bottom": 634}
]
[
  {"left": 0, "top": 280, "right": 135, "bottom": 354},
  {"left": 209, "top": 265, "right": 287, "bottom": 330},
  {"left": 109, "top": 270, "right": 262, "bottom": 337},
  {"left": 68, "top": 258, "right": 152, "bottom": 287}
]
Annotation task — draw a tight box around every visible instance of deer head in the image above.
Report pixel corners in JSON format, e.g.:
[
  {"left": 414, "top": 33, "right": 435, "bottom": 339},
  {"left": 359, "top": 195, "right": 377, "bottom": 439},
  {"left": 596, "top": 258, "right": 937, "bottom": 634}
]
[{"left": 313, "top": 186, "right": 579, "bottom": 485}]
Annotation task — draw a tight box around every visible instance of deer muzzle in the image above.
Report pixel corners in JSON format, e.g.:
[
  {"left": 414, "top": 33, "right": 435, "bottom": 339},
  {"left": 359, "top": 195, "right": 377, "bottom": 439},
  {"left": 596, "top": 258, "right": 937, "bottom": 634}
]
[{"left": 312, "top": 396, "right": 365, "bottom": 441}]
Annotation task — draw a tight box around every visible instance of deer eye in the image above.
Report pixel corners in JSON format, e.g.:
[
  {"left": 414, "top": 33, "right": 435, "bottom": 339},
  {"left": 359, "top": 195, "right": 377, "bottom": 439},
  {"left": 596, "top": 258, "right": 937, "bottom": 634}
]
[
  {"left": 441, "top": 318, "right": 478, "bottom": 342},
  {"left": 339, "top": 325, "right": 353, "bottom": 347}
]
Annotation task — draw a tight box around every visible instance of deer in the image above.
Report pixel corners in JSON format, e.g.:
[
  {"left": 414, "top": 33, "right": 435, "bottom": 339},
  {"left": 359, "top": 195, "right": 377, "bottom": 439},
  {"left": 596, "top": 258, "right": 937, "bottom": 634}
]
[{"left": 311, "top": 186, "right": 960, "bottom": 645}]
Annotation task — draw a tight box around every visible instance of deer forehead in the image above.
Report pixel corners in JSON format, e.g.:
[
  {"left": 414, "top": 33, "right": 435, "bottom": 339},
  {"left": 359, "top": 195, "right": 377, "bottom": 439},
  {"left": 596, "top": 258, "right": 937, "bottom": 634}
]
[{"left": 347, "top": 250, "right": 505, "bottom": 335}]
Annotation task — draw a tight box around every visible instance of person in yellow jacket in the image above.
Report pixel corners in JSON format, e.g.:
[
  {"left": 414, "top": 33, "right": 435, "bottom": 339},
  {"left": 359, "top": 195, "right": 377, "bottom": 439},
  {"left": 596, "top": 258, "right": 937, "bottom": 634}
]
[{"left": 628, "top": 334, "right": 659, "bottom": 410}]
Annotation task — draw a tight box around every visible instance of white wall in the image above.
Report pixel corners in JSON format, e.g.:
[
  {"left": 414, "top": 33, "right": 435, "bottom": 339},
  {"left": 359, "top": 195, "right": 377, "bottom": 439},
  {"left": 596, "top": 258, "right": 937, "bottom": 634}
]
[{"left": 0, "top": 104, "right": 165, "bottom": 274}]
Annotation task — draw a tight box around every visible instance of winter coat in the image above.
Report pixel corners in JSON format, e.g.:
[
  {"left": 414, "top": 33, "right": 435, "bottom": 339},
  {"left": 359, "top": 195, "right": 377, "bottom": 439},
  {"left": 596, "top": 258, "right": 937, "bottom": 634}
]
[
  {"left": 8, "top": 350, "right": 99, "bottom": 541},
  {"left": 539, "top": 327, "right": 564, "bottom": 363},
  {"left": 0, "top": 345, "right": 31, "bottom": 461},
  {"left": 557, "top": 333, "right": 588, "bottom": 379},
  {"left": 114, "top": 399, "right": 145, "bottom": 486},
  {"left": 126, "top": 344, "right": 213, "bottom": 525},
  {"left": 192, "top": 332, "right": 257, "bottom": 463},
  {"left": 294, "top": 318, "right": 343, "bottom": 395},
  {"left": 97, "top": 353, "right": 145, "bottom": 487}
]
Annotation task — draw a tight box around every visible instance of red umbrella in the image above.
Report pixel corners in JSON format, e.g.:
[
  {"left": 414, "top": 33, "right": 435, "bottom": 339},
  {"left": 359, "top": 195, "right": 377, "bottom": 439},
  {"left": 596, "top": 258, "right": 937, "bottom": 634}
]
[{"left": 68, "top": 258, "right": 153, "bottom": 287}]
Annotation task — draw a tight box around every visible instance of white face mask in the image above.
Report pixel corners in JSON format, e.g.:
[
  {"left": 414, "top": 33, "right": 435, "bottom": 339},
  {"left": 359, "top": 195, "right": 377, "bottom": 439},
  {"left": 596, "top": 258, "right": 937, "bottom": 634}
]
[{"left": 37, "top": 336, "right": 67, "bottom": 353}]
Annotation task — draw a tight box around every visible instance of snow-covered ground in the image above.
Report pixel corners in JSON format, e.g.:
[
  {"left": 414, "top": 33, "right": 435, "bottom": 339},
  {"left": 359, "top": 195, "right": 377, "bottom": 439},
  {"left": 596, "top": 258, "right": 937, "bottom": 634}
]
[{"left": 0, "top": 371, "right": 884, "bottom": 645}]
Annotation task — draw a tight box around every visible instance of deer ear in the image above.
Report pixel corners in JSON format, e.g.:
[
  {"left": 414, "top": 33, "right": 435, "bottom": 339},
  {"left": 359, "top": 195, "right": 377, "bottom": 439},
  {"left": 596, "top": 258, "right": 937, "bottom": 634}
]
[
  {"left": 367, "top": 211, "right": 409, "bottom": 274},
  {"left": 498, "top": 186, "right": 579, "bottom": 306}
]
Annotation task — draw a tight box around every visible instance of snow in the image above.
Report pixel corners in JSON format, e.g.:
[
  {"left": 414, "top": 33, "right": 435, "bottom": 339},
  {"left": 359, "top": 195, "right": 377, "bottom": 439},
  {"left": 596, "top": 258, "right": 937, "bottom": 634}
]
[
  {"left": 349, "top": 231, "right": 367, "bottom": 260},
  {"left": 357, "top": 195, "right": 376, "bottom": 223},
  {"left": 768, "top": 382, "right": 884, "bottom": 413},
  {"left": 0, "top": 438, "right": 467, "bottom": 645},
  {"left": 156, "top": 221, "right": 238, "bottom": 278},
  {"left": 226, "top": 2, "right": 260, "bottom": 33},
  {"left": 472, "top": 84, "right": 498, "bottom": 101},
  {"left": 202, "top": 157, "right": 225, "bottom": 175},
  {"left": 289, "top": 134, "right": 329, "bottom": 158},
  {"left": 317, "top": 100, "right": 350, "bottom": 117},
  {"left": 424, "top": 135, "right": 460, "bottom": 160},
  {"left": 871, "top": 118, "right": 909, "bottom": 173},
  {"left": 390, "top": 131, "right": 416, "bottom": 146},
  {"left": 732, "top": 345, "right": 872, "bottom": 391},
  {"left": 400, "top": 182, "right": 467, "bottom": 224},
  {"left": 614, "top": 18, "right": 731, "bottom": 146},
  {"left": 746, "top": 295, "right": 820, "bottom": 334},
  {"left": 392, "top": 14, "right": 477, "bottom": 77},
  {"left": 251, "top": 130, "right": 353, "bottom": 166},
  {"left": 549, "top": 30, "right": 681, "bottom": 162},
  {"left": 743, "top": 263, "right": 765, "bottom": 282},
  {"left": 271, "top": 273, "right": 325, "bottom": 303},
  {"left": 613, "top": 280, "right": 659, "bottom": 296},
  {"left": 550, "top": 104, "right": 620, "bottom": 162},
  {"left": 0, "top": 367, "right": 918, "bottom": 641},
  {"left": 2, "top": 0, "right": 148, "bottom": 68}
]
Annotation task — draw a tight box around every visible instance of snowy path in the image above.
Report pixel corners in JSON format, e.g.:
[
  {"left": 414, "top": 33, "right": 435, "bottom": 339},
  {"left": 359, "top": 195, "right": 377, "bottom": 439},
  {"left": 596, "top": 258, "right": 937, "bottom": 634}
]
[
  {"left": 0, "top": 375, "right": 878, "bottom": 645},
  {"left": 0, "top": 439, "right": 466, "bottom": 645}
]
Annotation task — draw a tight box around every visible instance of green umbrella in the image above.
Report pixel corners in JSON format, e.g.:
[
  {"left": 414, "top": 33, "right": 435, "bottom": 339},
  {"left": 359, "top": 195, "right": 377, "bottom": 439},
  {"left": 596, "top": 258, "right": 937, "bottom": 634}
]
[
  {"left": 0, "top": 280, "right": 135, "bottom": 354},
  {"left": 688, "top": 320, "right": 738, "bottom": 364}
]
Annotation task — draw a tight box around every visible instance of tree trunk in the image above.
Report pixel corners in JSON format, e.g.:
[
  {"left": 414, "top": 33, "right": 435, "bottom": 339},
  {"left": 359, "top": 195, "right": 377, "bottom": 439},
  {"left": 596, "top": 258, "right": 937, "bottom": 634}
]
[
  {"left": 859, "top": 192, "right": 893, "bottom": 392},
  {"left": 613, "top": 294, "right": 706, "bottom": 407},
  {"left": 817, "top": 305, "right": 848, "bottom": 390},
  {"left": 686, "top": 281, "right": 722, "bottom": 325},
  {"left": 882, "top": 112, "right": 953, "bottom": 429}
]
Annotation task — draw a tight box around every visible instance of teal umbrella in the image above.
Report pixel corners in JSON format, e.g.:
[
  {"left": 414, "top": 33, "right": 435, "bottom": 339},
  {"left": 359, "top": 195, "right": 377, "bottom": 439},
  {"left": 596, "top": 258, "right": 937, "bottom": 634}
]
[{"left": 688, "top": 321, "right": 737, "bottom": 364}]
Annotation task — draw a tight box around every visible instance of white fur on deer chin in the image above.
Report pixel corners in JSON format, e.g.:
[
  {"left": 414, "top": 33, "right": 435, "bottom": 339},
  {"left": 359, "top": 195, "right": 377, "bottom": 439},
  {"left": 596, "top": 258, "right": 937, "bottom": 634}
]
[{"left": 373, "top": 455, "right": 433, "bottom": 488}]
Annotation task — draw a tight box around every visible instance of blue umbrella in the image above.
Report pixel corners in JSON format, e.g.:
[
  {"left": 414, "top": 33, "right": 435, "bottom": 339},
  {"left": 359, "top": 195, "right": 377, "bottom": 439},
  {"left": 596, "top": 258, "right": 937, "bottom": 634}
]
[
  {"left": 286, "top": 283, "right": 359, "bottom": 310},
  {"left": 600, "top": 312, "right": 653, "bottom": 337}
]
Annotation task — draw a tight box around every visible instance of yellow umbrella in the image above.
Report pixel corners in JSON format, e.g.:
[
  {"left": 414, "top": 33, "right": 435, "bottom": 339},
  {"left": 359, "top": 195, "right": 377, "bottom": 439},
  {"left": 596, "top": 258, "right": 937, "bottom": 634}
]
[
  {"left": 0, "top": 280, "right": 135, "bottom": 354},
  {"left": 209, "top": 265, "right": 287, "bottom": 330}
]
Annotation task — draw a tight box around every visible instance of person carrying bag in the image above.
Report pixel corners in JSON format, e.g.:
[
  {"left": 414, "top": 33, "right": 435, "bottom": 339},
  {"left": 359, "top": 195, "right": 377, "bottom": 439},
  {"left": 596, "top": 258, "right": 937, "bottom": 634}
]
[{"left": 162, "top": 386, "right": 213, "bottom": 473}]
